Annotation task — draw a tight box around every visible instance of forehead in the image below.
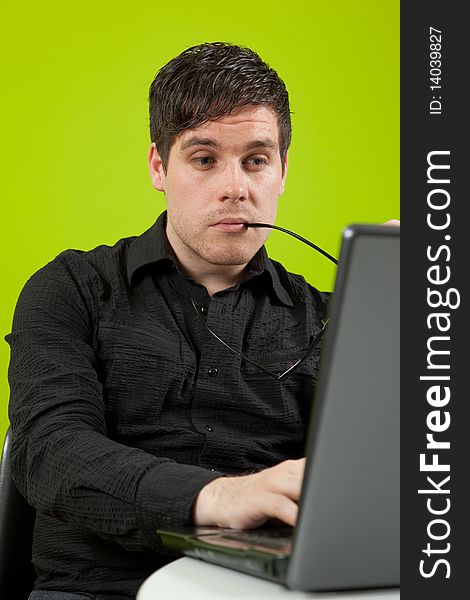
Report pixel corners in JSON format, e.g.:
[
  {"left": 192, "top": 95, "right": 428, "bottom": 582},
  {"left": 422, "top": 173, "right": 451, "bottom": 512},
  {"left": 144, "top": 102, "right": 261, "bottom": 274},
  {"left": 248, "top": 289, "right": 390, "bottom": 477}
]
[{"left": 175, "top": 105, "right": 280, "bottom": 150}]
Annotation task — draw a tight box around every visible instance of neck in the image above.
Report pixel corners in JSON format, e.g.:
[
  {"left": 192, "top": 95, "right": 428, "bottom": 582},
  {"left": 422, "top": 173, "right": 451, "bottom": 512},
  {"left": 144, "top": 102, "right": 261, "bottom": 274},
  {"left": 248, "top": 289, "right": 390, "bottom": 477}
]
[
  {"left": 181, "top": 263, "right": 247, "bottom": 296},
  {"left": 166, "top": 228, "right": 249, "bottom": 296}
]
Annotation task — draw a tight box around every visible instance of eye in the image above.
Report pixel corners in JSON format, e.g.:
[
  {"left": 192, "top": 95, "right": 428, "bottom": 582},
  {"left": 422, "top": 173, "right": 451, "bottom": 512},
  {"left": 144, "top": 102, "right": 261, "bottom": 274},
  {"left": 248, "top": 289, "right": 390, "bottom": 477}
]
[
  {"left": 192, "top": 156, "right": 215, "bottom": 169},
  {"left": 244, "top": 156, "right": 268, "bottom": 169}
]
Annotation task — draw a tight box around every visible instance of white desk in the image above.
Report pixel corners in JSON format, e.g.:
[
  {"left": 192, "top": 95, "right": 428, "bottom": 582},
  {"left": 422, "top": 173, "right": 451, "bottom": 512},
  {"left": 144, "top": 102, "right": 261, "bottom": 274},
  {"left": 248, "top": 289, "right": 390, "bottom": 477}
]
[{"left": 137, "top": 557, "right": 400, "bottom": 600}]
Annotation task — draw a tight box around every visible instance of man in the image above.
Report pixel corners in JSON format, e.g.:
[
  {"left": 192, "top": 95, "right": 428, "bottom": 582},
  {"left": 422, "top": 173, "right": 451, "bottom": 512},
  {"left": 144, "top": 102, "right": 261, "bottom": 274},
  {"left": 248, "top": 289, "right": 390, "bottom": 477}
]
[{"left": 7, "top": 43, "right": 329, "bottom": 599}]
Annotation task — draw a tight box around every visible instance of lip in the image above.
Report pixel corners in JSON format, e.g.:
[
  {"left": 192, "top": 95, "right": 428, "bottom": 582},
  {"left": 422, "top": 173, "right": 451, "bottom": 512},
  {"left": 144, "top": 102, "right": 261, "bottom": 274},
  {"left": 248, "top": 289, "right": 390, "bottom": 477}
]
[
  {"left": 210, "top": 217, "right": 249, "bottom": 232},
  {"left": 212, "top": 217, "right": 248, "bottom": 225}
]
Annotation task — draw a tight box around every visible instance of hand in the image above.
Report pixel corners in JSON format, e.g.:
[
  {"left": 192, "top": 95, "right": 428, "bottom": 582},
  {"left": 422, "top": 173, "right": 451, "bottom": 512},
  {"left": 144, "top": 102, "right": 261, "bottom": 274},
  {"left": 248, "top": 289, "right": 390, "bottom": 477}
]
[
  {"left": 382, "top": 219, "right": 400, "bottom": 226},
  {"left": 193, "top": 458, "right": 305, "bottom": 529}
]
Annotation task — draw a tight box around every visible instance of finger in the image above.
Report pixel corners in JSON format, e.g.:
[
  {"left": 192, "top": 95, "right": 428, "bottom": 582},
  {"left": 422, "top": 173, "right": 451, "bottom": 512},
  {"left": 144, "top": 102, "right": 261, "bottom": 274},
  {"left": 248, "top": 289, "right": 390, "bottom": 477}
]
[
  {"left": 272, "top": 457, "right": 306, "bottom": 478},
  {"left": 270, "top": 473, "right": 303, "bottom": 502},
  {"left": 265, "top": 493, "right": 299, "bottom": 527},
  {"left": 283, "top": 457, "right": 306, "bottom": 475},
  {"left": 268, "top": 459, "right": 305, "bottom": 500}
]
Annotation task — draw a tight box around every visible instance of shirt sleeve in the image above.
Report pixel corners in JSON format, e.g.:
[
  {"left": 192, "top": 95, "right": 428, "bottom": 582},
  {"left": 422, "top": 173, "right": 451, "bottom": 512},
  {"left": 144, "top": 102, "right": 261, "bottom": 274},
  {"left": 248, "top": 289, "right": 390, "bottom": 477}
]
[{"left": 6, "top": 256, "right": 222, "bottom": 552}]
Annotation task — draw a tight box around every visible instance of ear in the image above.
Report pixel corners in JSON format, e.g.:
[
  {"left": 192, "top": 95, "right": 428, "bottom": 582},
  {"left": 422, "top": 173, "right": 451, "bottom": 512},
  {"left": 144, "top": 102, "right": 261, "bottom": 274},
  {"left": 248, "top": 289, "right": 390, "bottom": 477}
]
[
  {"left": 279, "top": 152, "right": 288, "bottom": 195},
  {"left": 148, "top": 143, "right": 166, "bottom": 191}
]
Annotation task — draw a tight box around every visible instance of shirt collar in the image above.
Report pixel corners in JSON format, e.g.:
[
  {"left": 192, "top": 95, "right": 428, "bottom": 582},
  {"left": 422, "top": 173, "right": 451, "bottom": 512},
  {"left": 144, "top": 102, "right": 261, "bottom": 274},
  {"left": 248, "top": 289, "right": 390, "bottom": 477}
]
[
  {"left": 127, "top": 211, "right": 293, "bottom": 307},
  {"left": 243, "top": 246, "right": 294, "bottom": 306},
  {"left": 126, "top": 212, "right": 172, "bottom": 285}
]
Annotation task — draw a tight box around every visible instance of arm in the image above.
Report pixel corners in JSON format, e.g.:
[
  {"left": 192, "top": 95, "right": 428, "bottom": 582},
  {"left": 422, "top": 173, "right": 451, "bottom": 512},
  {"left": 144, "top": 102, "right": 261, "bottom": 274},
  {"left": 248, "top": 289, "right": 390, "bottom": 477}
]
[{"left": 6, "top": 256, "right": 220, "bottom": 551}]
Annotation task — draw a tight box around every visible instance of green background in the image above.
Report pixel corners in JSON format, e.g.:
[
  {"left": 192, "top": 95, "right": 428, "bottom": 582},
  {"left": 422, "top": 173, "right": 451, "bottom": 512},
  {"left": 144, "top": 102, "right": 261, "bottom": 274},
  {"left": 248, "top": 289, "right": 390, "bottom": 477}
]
[{"left": 0, "top": 1, "right": 399, "bottom": 442}]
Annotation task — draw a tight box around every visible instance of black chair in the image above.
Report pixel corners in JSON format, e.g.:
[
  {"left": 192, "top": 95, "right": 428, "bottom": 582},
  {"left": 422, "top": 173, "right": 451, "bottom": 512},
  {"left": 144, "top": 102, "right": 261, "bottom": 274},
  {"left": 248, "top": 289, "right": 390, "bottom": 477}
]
[{"left": 0, "top": 427, "right": 36, "bottom": 599}]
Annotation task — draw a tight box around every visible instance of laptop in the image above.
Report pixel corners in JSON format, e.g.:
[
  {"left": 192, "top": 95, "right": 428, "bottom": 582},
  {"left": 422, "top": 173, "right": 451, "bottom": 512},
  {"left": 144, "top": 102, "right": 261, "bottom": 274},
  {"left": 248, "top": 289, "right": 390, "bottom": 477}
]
[{"left": 157, "top": 224, "right": 400, "bottom": 592}]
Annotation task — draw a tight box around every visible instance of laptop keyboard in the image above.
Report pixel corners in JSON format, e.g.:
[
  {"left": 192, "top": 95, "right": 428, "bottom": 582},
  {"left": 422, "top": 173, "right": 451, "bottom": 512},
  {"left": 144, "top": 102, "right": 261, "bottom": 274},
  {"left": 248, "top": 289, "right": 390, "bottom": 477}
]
[{"left": 220, "top": 528, "right": 293, "bottom": 549}]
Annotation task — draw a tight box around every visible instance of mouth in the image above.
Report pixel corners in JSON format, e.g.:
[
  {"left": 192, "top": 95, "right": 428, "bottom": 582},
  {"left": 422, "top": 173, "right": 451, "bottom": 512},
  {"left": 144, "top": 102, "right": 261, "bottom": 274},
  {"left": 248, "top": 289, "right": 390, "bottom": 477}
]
[{"left": 210, "top": 218, "right": 250, "bottom": 232}]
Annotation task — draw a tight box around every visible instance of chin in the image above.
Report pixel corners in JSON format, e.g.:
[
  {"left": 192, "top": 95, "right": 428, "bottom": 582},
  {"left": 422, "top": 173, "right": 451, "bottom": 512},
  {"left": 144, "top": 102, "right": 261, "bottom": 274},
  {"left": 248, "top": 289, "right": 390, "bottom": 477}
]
[
  {"left": 203, "top": 246, "right": 259, "bottom": 266},
  {"left": 206, "top": 253, "right": 254, "bottom": 266}
]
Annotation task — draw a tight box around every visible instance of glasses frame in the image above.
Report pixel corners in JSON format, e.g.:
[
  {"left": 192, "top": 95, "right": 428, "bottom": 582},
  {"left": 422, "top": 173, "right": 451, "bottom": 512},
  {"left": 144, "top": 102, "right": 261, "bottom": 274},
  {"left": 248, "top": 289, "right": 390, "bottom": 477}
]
[
  {"left": 191, "top": 298, "right": 328, "bottom": 381},
  {"left": 190, "top": 222, "right": 337, "bottom": 382}
]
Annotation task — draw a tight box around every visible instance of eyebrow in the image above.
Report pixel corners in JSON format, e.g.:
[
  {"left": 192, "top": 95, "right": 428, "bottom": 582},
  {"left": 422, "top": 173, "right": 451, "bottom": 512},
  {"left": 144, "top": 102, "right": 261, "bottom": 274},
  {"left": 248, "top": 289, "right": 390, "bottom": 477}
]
[
  {"left": 179, "top": 137, "right": 279, "bottom": 152},
  {"left": 180, "top": 137, "right": 218, "bottom": 151},
  {"left": 244, "top": 139, "right": 279, "bottom": 152}
]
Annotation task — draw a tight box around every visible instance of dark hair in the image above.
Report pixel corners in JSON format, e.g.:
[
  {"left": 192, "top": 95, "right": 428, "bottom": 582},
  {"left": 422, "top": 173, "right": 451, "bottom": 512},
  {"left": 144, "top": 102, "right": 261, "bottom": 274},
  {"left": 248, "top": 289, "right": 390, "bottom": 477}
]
[{"left": 149, "top": 42, "right": 291, "bottom": 171}]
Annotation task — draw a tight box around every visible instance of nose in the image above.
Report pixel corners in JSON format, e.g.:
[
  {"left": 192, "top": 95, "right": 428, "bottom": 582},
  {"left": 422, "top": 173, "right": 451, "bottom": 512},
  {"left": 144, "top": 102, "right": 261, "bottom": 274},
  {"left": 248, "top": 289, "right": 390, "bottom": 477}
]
[{"left": 221, "top": 163, "right": 248, "bottom": 202}]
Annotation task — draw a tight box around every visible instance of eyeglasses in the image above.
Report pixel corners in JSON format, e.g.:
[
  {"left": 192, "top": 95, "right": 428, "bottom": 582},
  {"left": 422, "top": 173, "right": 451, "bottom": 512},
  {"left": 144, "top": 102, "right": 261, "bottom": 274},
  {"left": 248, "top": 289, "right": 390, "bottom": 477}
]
[{"left": 191, "top": 222, "right": 338, "bottom": 382}]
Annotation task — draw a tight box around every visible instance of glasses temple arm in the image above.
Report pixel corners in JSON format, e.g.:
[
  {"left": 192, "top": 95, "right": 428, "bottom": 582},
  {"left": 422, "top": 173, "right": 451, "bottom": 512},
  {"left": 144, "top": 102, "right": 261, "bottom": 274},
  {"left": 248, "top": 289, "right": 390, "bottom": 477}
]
[{"left": 245, "top": 223, "right": 338, "bottom": 265}]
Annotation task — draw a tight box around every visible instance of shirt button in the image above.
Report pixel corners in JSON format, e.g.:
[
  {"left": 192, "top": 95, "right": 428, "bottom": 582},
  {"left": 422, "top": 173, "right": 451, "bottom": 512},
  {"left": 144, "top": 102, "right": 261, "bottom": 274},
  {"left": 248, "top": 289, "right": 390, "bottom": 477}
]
[
  {"left": 200, "top": 306, "right": 208, "bottom": 315},
  {"left": 208, "top": 367, "right": 218, "bottom": 377},
  {"left": 205, "top": 425, "right": 213, "bottom": 432}
]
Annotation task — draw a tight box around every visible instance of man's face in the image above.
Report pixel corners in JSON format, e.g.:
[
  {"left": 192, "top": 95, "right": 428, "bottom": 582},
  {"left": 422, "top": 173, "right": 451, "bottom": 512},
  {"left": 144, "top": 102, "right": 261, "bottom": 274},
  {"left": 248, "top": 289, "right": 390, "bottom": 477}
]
[{"left": 149, "top": 105, "right": 288, "bottom": 270}]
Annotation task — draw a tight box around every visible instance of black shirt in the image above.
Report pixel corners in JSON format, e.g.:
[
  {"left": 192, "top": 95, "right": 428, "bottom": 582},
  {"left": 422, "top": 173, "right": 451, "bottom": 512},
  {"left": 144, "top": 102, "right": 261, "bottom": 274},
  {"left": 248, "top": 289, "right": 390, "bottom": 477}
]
[{"left": 6, "top": 212, "right": 329, "bottom": 599}]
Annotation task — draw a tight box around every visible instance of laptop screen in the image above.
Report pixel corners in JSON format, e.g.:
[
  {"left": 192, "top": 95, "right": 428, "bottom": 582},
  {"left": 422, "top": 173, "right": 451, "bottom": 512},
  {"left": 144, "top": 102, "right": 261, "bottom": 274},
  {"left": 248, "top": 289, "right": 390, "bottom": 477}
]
[{"left": 288, "top": 224, "right": 400, "bottom": 590}]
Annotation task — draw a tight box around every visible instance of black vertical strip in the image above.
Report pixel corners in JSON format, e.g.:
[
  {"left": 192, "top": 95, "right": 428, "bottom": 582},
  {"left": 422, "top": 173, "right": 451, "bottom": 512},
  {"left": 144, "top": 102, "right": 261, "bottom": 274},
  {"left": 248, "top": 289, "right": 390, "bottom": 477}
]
[{"left": 401, "top": 3, "right": 467, "bottom": 599}]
